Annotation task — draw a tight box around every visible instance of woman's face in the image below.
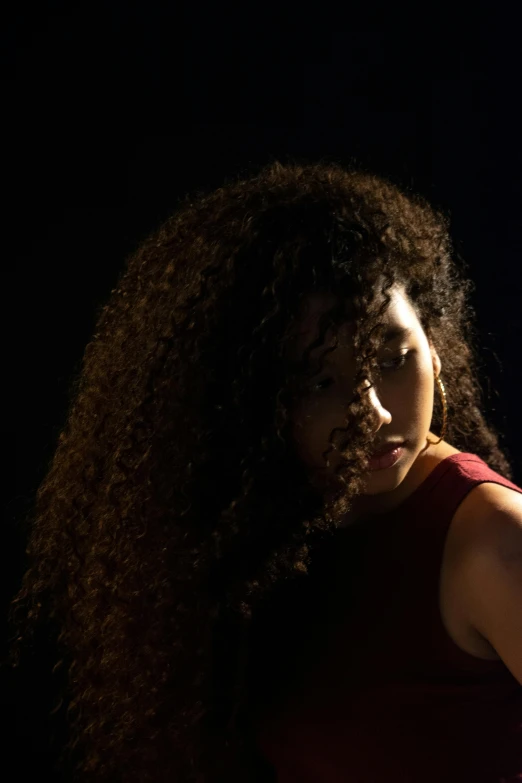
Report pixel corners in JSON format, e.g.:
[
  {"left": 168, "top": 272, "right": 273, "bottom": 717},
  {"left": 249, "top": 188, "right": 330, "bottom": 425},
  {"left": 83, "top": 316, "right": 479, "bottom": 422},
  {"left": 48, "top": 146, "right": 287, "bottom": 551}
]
[{"left": 287, "top": 283, "right": 444, "bottom": 517}]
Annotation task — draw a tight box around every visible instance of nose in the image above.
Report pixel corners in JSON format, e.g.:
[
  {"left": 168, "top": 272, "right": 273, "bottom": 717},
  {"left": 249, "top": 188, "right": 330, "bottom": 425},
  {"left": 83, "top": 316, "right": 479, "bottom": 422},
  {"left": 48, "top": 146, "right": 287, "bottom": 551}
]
[{"left": 366, "top": 383, "right": 392, "bottom": 429}]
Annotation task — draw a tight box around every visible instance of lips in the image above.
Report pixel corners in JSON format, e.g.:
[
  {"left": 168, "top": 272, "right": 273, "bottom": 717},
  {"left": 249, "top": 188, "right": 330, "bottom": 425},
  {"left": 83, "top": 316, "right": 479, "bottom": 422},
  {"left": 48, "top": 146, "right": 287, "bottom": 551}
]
[{"left": 371, "top": 441, "right": 405, "bottom": 458}]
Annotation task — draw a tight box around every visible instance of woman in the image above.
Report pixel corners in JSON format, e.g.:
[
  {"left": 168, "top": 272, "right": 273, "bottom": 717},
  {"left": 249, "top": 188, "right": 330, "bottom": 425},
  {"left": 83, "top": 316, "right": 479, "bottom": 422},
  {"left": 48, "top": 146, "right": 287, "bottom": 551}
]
[{"left": 5, "top": 159, "right": 522, "bottom": 782}]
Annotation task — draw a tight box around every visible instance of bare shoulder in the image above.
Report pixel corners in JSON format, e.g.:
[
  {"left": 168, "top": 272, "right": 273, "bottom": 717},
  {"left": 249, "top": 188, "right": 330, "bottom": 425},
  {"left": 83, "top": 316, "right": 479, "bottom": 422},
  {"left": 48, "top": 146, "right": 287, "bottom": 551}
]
[
  {"left": 440, "top": 478, "right": 522, "bottom": 603},
  {"left": 455, "top": 478, "right": 522, "bottom": 681},
  {"left": 455, "top": 480, "right": 522, "bottom": 542},
  {"left": 435, "top": 438, "right": 522, "bottom": 542},
  {"left": 473, "top": 480, "right": 522, "bottom": 515}
]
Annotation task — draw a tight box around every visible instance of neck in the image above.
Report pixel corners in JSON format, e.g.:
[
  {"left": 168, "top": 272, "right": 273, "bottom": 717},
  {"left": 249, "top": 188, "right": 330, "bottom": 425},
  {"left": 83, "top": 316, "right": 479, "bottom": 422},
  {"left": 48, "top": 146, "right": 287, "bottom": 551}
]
[{"left": 336, "top": 436, "right": 454, "bottom": 528}]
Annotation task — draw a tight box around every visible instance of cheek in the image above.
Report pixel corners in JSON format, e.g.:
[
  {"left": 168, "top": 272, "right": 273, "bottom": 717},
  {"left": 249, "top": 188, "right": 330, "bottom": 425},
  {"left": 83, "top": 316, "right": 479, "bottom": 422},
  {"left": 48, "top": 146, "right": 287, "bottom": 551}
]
[
  {"left": 402, "top": 357, "right": 435, "bottom": 416},
  {"left": 383, "top": 356, "right": 430, "bottom": 413},
  {"left": 289, "top": 401, "right": 314, "bottom": 450},
  {"left": 290, "top": 398, "right": 339, "bottom": 459}
]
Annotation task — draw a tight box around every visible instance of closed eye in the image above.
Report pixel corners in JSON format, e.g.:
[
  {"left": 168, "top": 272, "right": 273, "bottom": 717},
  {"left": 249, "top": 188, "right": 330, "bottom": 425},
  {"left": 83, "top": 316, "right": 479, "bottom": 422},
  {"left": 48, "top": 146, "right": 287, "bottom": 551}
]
[
  {"left": 379, "top": 351, "right": 412, "bottom": 372},
  {"left": 313, "top": 377, "right": 335, "bottom": 391},
  {"left": 310, "top": 351, "right": 413, "bottom": 392}
]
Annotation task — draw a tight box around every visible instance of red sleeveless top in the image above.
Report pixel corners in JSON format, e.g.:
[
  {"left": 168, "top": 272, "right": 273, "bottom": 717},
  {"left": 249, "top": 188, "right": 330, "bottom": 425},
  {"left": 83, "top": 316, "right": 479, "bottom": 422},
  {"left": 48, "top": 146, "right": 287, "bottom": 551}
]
[{"left": 253, "top": 453, "right": 522, "bottom": 782}]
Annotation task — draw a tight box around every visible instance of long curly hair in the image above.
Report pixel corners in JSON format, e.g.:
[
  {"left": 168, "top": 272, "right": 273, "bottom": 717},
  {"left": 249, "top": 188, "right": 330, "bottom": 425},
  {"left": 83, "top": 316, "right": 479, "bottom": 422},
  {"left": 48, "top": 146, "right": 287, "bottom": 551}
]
[{"left": 5, "top": 158, "right": 514, "bottom": 782}]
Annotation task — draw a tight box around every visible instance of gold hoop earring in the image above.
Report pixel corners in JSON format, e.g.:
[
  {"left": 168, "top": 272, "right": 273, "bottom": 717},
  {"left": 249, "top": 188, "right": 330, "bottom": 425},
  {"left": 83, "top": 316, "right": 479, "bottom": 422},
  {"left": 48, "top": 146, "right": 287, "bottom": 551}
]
[{"left": 426, "top": 375, "right": 447, "bottom": 446}]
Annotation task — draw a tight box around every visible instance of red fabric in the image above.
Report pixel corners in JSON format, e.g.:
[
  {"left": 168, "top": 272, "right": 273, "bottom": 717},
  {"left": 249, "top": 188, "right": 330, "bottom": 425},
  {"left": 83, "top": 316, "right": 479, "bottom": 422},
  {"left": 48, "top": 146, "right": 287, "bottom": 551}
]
[{"left": 254, "top": 454, "right": 522, "bottom": 782}]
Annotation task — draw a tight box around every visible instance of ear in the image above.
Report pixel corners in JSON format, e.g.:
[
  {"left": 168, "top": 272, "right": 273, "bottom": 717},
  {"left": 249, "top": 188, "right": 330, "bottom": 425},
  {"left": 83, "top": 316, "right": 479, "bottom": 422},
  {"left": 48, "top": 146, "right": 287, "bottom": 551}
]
[{"left": 429, "top": 340, "right": 442, "bottom": 378}]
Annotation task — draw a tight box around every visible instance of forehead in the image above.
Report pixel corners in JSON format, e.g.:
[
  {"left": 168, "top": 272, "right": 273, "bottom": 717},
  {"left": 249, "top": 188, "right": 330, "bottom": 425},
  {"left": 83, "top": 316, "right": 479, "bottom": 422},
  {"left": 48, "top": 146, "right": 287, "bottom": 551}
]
[{"left": 288, "top": 284, "right": 416, "bottom": 362}]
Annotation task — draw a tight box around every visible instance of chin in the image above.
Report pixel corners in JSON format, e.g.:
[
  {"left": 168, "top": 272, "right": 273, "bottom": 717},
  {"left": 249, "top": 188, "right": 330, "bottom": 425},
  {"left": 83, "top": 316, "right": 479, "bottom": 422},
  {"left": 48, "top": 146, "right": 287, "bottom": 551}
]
[{"left": 363, "top": 452, "right": 411, "bottom": 488}]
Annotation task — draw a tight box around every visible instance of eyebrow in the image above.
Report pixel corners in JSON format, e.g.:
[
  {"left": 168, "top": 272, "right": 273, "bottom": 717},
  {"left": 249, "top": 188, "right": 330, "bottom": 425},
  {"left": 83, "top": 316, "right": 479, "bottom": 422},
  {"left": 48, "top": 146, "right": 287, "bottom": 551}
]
[
  {"left": 321, "top": 325, "right": 413, "bottom": 360},
  {"left": 382, "top": 325, "right": 413, "bottom": 343},
  {"left": 299, "top": 324, "right": 413, "bottom": 372}
]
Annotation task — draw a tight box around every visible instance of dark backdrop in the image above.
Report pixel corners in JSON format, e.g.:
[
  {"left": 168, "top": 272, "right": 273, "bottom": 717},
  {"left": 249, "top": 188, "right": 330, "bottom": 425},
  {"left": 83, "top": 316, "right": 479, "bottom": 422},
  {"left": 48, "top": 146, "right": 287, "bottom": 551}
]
[{"left": 2, "top": 4, "right": 521, "bottom": 778}]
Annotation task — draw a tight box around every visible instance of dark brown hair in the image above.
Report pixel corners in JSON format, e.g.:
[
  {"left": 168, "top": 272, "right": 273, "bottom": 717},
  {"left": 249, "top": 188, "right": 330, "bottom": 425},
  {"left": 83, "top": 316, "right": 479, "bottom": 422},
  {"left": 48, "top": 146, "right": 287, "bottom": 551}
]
[{"left": 5, "top": 158, "right": 513, "bottom": 782}]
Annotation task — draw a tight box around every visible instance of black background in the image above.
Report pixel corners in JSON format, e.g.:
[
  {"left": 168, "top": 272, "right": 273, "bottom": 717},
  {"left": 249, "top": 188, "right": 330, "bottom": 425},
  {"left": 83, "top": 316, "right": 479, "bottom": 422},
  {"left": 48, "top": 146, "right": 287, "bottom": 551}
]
[{"left": 2, "top": 3, "right": 521, "bottom": 777}]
